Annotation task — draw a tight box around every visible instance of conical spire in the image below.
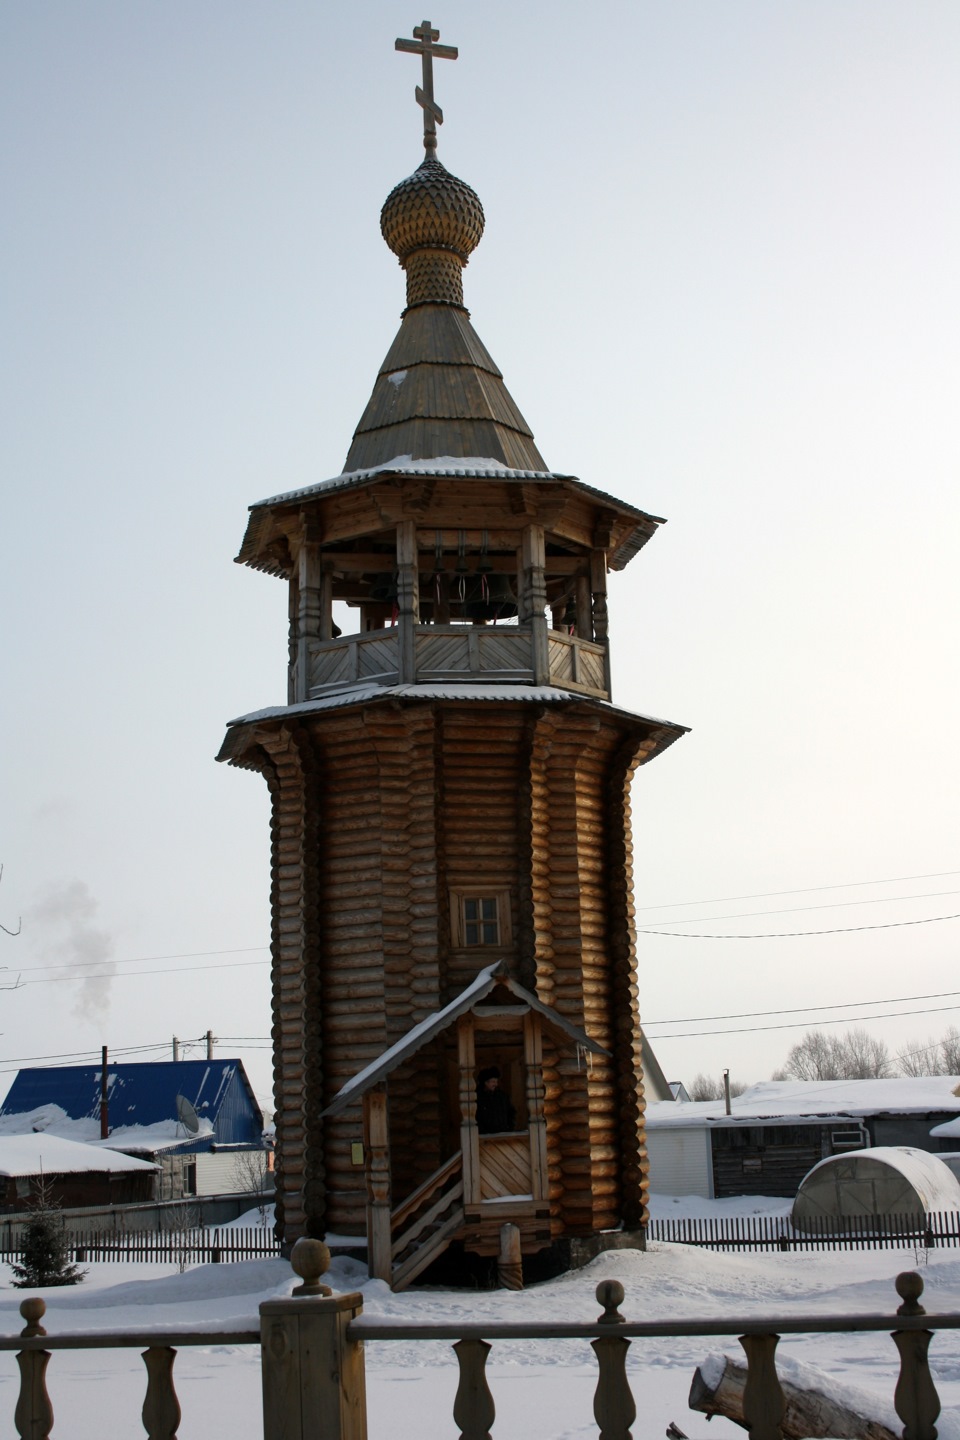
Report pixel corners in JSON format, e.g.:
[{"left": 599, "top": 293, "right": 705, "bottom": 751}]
[{"left": 342, "top": 22, "right": 547, "bottom": 474}]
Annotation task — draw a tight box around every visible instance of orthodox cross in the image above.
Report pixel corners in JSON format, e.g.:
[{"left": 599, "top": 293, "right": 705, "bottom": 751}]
[{"left": 395, "top": 20, "right": 458, "bottom": 157}]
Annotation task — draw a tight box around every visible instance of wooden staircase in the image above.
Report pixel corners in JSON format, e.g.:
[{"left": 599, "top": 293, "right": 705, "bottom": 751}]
[{"left": 386, "top": 1152, "right": 465, "bottom": 1290}]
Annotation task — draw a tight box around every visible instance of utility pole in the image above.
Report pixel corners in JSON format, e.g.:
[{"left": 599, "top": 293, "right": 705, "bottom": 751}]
[
  {"left": 206, "top": 1029, "right": 214, "bottom": 1060},
  {"left": 172, "top": 1036, "right": 180, "bottom": 1062},
  {"left": 100, "top": 1045, "right": 109, "bottom": 1138},
  {"left": 723, "top": 1068, "right": 732, "bottom": 1116}
]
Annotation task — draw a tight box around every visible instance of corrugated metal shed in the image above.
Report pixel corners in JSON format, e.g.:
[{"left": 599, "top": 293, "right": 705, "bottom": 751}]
[{"left": 0, "top": 1060, "right": 263, "bottom": 1152}]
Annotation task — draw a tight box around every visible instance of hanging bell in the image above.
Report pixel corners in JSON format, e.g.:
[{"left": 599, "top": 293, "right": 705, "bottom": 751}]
[
  {"left": 463, "top": 573, "right": 518, "bottom": 621},
  {"left": 368, "top": 572, "right": 398, "bottom": 605}
]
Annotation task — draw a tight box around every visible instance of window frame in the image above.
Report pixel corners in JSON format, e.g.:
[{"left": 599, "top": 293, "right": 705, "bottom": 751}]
[{"left": 449, "top": 888, "right": 511, "bottom": 949}]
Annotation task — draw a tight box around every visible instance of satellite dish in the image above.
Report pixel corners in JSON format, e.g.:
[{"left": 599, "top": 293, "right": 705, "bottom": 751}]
[{"left": 175, "top": 1094, "right": 200, "bottom": 1135}]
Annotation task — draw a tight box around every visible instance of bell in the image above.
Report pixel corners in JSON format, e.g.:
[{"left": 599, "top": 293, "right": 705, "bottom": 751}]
[
  {"left": 368, "top": 572, "right": 398, "bottom": 605},
  {"left": 463, "top": 573, "right": 518, "bottom": 621}
]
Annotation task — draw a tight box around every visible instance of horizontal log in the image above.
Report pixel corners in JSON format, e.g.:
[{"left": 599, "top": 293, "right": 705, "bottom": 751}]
[{"left": 689, "top": 1355, "right": 898, "bottom": 1440}]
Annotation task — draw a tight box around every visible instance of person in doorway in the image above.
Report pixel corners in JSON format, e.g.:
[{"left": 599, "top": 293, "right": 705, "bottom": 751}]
[{"left": 475, "top": 1066, "right": 516, "bottom": 1134}]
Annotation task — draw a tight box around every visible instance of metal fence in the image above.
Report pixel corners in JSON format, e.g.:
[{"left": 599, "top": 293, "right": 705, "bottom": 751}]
[{"left": 647, "top": 1209, "right": 960, "bottom": 1251}]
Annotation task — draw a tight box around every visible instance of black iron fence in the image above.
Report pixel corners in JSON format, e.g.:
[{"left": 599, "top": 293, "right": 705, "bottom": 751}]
[{"left": 647, "top": 1209, "right": 960, "bottom": 1251}]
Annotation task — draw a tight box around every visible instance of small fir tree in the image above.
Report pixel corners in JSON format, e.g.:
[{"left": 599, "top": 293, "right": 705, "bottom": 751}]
[{"left": 11, "top": 1177, "right": 86, "bottom": 1288}]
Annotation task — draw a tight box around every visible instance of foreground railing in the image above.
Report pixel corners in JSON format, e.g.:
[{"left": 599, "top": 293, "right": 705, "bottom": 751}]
[{"left": 2, "top": 1240, "right": 957, "bottom": 1440}]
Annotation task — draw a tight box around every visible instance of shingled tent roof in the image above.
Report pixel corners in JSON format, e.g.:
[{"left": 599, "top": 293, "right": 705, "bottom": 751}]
[
  {"left": 342, "top": 304, "right": 548, "bottom": 473},
  {"left": 340, "top": 153, "right": 548, "bottom": 474}
]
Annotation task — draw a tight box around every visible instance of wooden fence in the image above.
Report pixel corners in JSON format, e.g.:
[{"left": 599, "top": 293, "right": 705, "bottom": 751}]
[
  {"left": 0, "top": 1225, "right": 280, "bottom": 1264},
  {"left": 647, "top": 1209, "right": 960, "bottom": 1251}
]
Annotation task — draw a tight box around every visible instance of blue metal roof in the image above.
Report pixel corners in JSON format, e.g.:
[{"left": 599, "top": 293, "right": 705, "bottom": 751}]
[{"left": 0, "top": 1060, "right": 263, "bottom": 1147}]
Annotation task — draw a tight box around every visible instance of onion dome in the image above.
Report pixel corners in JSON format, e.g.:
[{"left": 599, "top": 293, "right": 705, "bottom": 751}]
[{"left": 381, "top": 157, "right": 485, "bottom": 310}]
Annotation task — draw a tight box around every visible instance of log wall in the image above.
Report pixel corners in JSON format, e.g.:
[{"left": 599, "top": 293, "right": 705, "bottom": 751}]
[{"left": 221, "top": 695, "right": 672, "bottom": 1247}]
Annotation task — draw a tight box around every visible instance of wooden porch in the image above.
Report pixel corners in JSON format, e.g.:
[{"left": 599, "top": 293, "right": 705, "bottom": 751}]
[{"left": 322, "top": 962, "right": 603, "bottom": 1290}]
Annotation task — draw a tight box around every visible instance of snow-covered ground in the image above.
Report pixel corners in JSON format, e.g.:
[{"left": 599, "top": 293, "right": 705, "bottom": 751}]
[{"left": 1, "top": 1199, "right": 958, "bottom": 1440}]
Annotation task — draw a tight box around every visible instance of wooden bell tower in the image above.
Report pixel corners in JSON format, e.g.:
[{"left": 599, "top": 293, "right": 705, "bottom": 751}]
[{"left": 218, "top": 21, "right": 687, "bottom": 1284}]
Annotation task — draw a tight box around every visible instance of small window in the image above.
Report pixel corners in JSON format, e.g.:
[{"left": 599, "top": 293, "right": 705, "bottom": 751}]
[{"left": 450, "top": 889, "right": 511, "bottom": 948}]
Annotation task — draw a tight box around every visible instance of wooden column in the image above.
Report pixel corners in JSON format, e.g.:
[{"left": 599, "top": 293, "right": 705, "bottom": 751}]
[
  {"left": 320, "top": 566, "right": 334, "bottom": 642},
  {"left": 396, "top": 521, "right": 420, "bottom": 684},
  {"left": 575, "top": 574, "right": 593, "bottom": 640},
  {"left": 296, "top": 520, "right": 323, "bottom": 703},
  {"left": 363, "top": 1086, "right": 392, "bottom": 1282},
  {"left": 523, "top": 1011, "right": 548, "bottom": 1202},
  {"left": 287, "top": 577, "right": 299, "bottom": 705},
  {"left": 521, "top": 524, "right": 549, "bottom": 685},
  {"left": 458, "top": 1014, "right": 480, "bottom": 1206},
  {"left": 590, "top": 549, "right": 611, "bottom": 697}
]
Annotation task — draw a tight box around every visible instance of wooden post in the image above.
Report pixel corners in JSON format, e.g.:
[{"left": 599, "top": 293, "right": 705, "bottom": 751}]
[
  {"left": 521, "top": 524, "right": 549, "bottom": 684},
  {"left": 592, "top": 1281, "right": 635, "bottom": 1440},
  {"left": 15, "top": 1299, "right": 53, "bottom": 1440},
  {"left": 260, "top": 1291, "right": 367, "bottom": 1440},
  {"left": 297, "top": 521, "right": 323, "bottom": 703},
  {"left": 523, "top": 1011, "right": 548, "bottom": 1202},
  {"left": 575, "top": 573, "right": 592, "bottom": 639},
  {"left": 141, "top": 1347, "right": 181, "bottom": 1440},
  {"left": 589, "top": 549, "right": 610, "bottom": 697},
  {"left": 396, "top": 520, "right": 420, "bottom": 683},
  {"left": 739, "top": 1333, "right": 786, "bottom": 1440},
  {"left": 892, "top": 1272, "right": 941, "bottom": 1440},
  {"left": 453, "top": 1339, "right": 495, "bottom": 1440},
  {"left": 458, "top": 1015, "right": 480, "bottom": 1206},
  {"left": 363, "top": 1086, "right": 392, "bottom": 1283},
  {"left": 320, "top": 567, "right": 334, "bottom": 642},
  {"left": 497, "top": 1222, "right": 522, "bottom": 1290},
  {"left": 287, "top": 575, "right": 299, "bottom": 704}
]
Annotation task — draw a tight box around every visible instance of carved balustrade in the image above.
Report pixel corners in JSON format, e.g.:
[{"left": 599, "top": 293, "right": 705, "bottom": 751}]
[{"left": 1, "top": 1242, "right": 955, "bottom": 1440}]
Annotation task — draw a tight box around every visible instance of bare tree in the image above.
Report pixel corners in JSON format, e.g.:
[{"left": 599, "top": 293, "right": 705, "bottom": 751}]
[
  {"left": 897, "top": 1027, "right": 960, "bottom": 1077},
  {"left": 776, "top": 1027, "right": 891, "bottom": 1081},
  {"left": 232, "top": 1147, "right": 273, "bottom": 1226},
  {"left": 688, "top": 1072, "right": 747, "bottom": 1102}
]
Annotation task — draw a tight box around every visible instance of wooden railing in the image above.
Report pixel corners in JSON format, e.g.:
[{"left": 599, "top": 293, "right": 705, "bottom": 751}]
[
  {"left": 2, "top": 1239, "right": 956, "bottom": 1440},
  {"left": 305, "top": 624, "right": 610, "bottom": 700},
  {"left": 389, "top": 1152, "right": 464, "bottom": 1290}
]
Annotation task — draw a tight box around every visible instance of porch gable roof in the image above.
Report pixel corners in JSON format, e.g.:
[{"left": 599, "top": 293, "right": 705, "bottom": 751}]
[{"left": 321, "top": 963, "right": 606, "bottom": 1118}]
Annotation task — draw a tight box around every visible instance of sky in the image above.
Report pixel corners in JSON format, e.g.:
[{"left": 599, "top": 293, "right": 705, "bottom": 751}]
[{"left": 2, "top": 1, "right": 959, "bottom": 1110}]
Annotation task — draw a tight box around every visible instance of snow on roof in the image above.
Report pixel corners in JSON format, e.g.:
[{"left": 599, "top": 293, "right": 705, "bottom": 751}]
[
  {"left": 0, "top": 1133, "right": 158, "bottom": 1177},
  {"left": 0, "top": 1104, "right": 215, "bottom": 1155},
  {"left": 253, "top": 455, "right": 568, "bottom": 508},
  {"left": 227, "top": 684, "right": 684, "bottom": 732},
  {"left": 645, "top": 1077, "right": 960, "bottom": 1129},
  {"left": 797, "top": 1146, "right": 960, "bottom": 1214},
  {"left": 322, "top": 962, "right": 606, "bottom": 1118}
]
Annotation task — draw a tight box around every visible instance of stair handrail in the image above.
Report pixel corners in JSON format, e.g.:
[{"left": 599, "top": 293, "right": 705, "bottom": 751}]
[{"left": 390, "top": 1151, "right": 463, "bottom": 1233}]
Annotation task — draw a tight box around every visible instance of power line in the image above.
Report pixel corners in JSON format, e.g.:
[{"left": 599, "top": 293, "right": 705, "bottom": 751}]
[
  {"left": 639, "top": 910, "right": 960, "bottom": 938},
  {"left": 646, "top": 999, "right": 960, "bottom": 1040},
  {"left": 642, "top": 888, "right": 960, "bottom": 928},
  {"left": 14, "top": 958, "right": 270, "bottom": 988},
  {"left": 633, "top": 868, "right": 960, "bottom": 912},
  {"left": 646, "top": 988, "right": 960, "bottom": 1027},
  {"left": 10, "top": 945, "right": 269, "bottom": 977}
]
